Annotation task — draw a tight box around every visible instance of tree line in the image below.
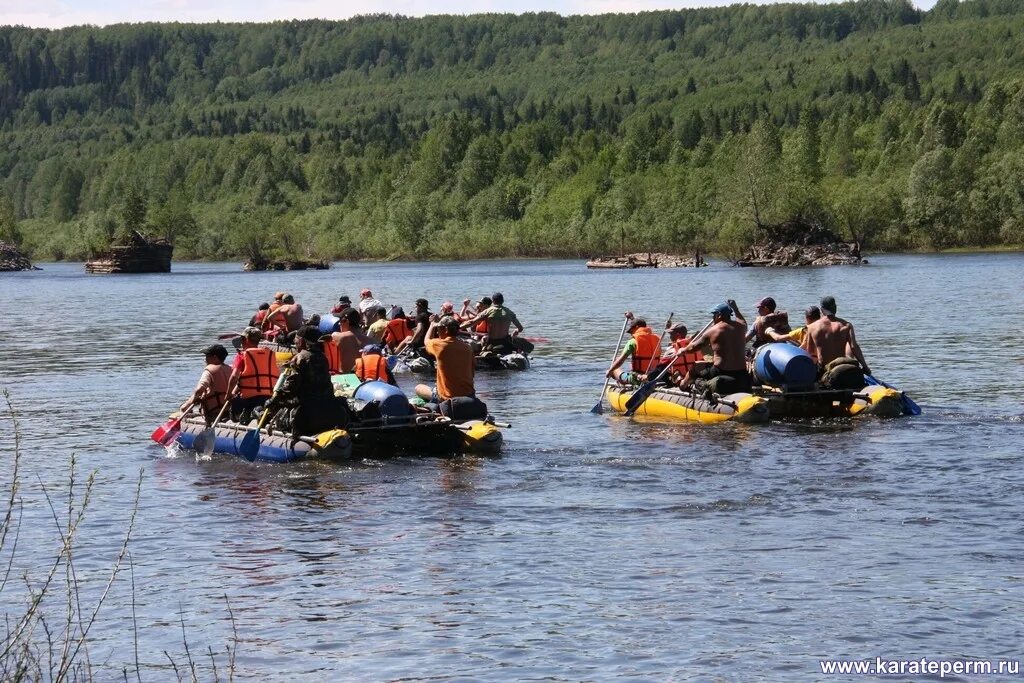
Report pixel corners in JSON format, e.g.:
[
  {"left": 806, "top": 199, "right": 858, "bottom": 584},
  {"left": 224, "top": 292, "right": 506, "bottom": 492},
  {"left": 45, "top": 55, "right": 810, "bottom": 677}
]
[{"left": 1, "top": 0, "right": 1023, "bottom": 261}]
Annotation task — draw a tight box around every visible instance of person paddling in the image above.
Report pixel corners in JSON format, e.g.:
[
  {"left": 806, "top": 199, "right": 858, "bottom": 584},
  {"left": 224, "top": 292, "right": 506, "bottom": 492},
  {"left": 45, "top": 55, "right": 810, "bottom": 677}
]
[
  {"left": 605, "top": 313, "right": 662, "bottom": 384},
  {"left": 675, "top": 301, "right": 751, "bottom": 392},
  {"left": 183, "top": 344, "right": 233, "bottom": 426},
  {"left": 266, "top": 326, "right": 344, "bottom": 436},
  {"left": 226, "top": 327, "right": 280, "bottom": 423},
  {"left": 650, "top": 322, "right": 704, "bottom": 383}
]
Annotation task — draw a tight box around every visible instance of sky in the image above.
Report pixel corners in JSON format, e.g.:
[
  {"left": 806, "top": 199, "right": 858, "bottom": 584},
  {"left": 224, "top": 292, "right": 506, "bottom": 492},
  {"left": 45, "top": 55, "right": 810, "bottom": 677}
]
[{"left": 1, "top": 0, "right": 940, "bottom": 30}]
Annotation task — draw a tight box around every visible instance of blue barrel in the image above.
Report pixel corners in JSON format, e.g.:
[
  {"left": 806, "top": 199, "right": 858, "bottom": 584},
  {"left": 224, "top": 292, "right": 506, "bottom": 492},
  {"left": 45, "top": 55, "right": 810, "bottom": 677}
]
[
  {"left": 318, "top": 313, "right": 340, "bottom": 334},
  {"left": 754, "top": 343, "right": 816, "bottom": 387},
  {"left": 353, "top": 381, "right": 413, "bottom": 417}
]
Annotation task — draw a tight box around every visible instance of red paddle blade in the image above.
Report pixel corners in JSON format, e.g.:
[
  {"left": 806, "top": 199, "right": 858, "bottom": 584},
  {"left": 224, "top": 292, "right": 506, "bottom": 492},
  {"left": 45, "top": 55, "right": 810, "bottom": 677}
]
[{"left": 150, "top": 416, "right": 183, "bottom": 445}]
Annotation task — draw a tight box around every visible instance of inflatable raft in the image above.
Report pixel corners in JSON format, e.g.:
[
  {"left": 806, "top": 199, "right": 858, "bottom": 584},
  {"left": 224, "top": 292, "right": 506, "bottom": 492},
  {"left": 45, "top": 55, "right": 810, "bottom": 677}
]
[
  {"left": 175, "top": 416, "right": 352, "bottom": 463},
  {"left": 397, "top": 351, "right": 530, "bottom": 373},
  {"left": 750, "top": 344, "right": 909, "bottom": 418},
  {"left": 606, "top": 386, "right": 770, "bottom": 424},
  {"left": 174, "top": 412, "right": 502, "bottom": 461},
  {"left": 753, "top": 385, "right": 904, "bottom": 418}
]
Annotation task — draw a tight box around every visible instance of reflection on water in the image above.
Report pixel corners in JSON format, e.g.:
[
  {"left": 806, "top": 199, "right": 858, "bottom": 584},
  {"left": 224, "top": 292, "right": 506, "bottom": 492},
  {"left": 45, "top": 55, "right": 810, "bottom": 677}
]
[{"left": 1, "top": 254, "right": 1023, "bottom": 678}]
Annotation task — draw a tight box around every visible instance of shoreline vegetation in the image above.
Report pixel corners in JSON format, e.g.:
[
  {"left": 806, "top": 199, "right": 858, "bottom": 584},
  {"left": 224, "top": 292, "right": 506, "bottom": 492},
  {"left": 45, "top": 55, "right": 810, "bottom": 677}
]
[
  {"left": 3, "top": 2, "right": 1024, "bottom": 263},
  {"left": 13, "top": 243, "right": 1022, "bottom": 268}
]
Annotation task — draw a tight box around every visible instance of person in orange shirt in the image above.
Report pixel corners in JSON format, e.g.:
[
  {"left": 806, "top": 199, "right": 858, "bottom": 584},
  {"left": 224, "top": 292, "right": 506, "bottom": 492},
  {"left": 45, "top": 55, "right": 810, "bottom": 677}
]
[{"left": 415, "top": 316, "right": 475, "bottom": 404}]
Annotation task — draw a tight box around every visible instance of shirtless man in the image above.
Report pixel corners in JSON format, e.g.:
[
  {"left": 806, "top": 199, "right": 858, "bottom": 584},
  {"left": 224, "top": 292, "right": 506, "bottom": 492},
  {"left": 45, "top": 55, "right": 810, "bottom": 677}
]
[
  {"left": 331, "top": 308, "right": 369, "bottom": 373},
  {"left": 675, "top": 301, "right": 750, "bottom": 391},
  {"left": 801, "top": 295, "right": 871, "bottom": 375}
]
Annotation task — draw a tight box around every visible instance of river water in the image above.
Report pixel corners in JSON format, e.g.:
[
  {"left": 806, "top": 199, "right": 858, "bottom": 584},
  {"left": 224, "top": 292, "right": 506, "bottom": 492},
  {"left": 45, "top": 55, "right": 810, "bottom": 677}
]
[{"left": 1, "top": 254, "right": 1022, "bottom": 680}]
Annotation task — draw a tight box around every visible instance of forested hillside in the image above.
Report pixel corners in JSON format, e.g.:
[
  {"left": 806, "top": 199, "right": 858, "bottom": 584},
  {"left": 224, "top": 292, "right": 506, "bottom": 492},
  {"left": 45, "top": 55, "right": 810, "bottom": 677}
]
[{"left": 2, "top": 0, "right": 1024, "bottom": 261}]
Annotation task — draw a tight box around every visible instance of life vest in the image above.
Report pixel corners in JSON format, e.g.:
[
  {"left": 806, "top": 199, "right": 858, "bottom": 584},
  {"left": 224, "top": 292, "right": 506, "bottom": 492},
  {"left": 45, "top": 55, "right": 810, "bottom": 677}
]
[
  {"left": 201, "top": 364, "right": 232, "bottom": 414},
  {"left": 238, "top": 347, "right": 280, "bottom": 399},
  {"left": 475, "top": 320, "right": 488, "bottom": 334},
  {"left": 383, "top": 318, "right": 412, "bottom": 347},
  {"left": 354, "top": 354, "right": 389, "bottom": 382},
  {"left": 669, "top": 338, "right": 703, "bottom": 374},
  {"left": 322, "top": 339, "right": 341, "bottom": 374},
  {"left": 630, "top": 327, "right": 662, "bottom": 372}
]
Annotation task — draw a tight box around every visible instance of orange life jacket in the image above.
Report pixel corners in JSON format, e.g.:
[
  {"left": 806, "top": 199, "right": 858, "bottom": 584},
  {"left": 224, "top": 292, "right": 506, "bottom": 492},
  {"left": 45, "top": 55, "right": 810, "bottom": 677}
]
[
  {"left": 384, "top": 318, "right": 412, "bottom": 347},
  {"left": 238, "top": 347, "right": 280, "bottom": 399},
  {"left": 201, "top": 363, "right": 232, "bottom": 414},
  {"left": 355, "top": 354, "right": 389, "bottom": 382},
  {"left": 669, "top": 338, "right": 703, "bottom": 374},
  {"left": 322, "top": 340, "right": 341, "bottom": 374},
  {"left": 475, "top": 320, "right": 487, "bottom": 334},
  {"left": 630, "top": 327, "right": 662, "bottom": 372}
]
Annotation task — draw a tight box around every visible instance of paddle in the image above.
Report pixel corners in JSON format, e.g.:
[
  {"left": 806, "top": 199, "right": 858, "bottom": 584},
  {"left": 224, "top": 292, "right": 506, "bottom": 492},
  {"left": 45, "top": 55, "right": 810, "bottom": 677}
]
[
  {"left": 192, "top": 398, "right": 232, "bottom": 456},
  {"left": 520, "top": 336, "right": 549, "bottom": 344},
  {"left": 238, "top": 370, "right": 289, "bottom": 461},
  {"left": 624, "top": 319, "right": 714, "bottom": 417},
  {"left": 151, "top": 401, "right": 194, "bottom": 446},
  {"left": 591, "top": 316, "right": 632, "bottom": 414},
  {"left": 864, "top": 373, "right": 921, "bottom": 416}
]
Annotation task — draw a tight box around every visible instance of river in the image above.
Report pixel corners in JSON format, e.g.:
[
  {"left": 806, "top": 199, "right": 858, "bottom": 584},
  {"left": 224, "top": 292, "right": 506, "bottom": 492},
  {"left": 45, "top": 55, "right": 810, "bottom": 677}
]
[{"left": 1, "top": 253, "right": 1022, "bottom": 679}]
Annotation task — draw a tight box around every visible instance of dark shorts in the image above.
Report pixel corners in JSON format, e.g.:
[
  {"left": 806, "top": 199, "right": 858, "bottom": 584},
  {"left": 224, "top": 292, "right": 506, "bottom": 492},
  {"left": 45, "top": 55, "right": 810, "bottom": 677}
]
[{"left": 699, "top": 365, "right": 752, "bottom": 392}]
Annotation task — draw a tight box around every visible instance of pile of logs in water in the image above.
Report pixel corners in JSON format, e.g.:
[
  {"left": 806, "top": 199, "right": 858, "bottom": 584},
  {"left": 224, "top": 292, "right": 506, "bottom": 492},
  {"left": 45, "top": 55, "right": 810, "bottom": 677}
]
[
  {"left": 737, "top": 219, "right": 866, "bottom": 267},
  {"left": 0, "top": 241, "right": 38, "bottom": 271},
  {"left": 243, "top": 258, "right": 331, "bottom": 271},
  {"left": 85, "top": 231, "right": 173, "bottom": 274},
  {"left": 586, "top": 252, "right": 707, "bottom": 269}
]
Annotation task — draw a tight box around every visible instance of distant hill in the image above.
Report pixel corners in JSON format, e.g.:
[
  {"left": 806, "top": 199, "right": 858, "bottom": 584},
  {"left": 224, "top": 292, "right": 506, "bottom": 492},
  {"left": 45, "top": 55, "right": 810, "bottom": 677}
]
[{"left": 2, "top": 0, "right": 1023, "bottom": 260}]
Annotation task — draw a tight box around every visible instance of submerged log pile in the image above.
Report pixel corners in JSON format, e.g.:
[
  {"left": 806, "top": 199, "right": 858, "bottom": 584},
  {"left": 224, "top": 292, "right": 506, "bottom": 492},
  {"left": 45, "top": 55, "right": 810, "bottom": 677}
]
[
  {"left": 586, "top": 252, "right": 707, "bottom": 269},
  {"left": 737, "top": 219, "right": 866, "bottom": 267},
  {"left": 85, "top": 231, "right": 173, "bottom": 274},
  {"left": 243, "top": 258, "right": 331, "bottom": 271},
  {"left": 0, "top": 241, "right": 38, "bottom": 271}
]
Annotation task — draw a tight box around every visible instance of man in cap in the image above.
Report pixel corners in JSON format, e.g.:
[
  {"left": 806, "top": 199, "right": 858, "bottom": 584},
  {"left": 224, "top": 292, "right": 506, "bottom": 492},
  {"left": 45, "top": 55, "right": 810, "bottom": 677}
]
[
  {"left": 747, "top": 296, "right": 791, "bottom": 348},
  {"left": 416, "top": 316, "right": 475, "bottom": 405},
  {"left": 461, "top": 292, "right": 525, "bottom": 354},
  {"left": 605, "top": 312, "right": 663, "bottom": 384},
  {"left": 266, "top": 325, "right": 344, "bottom": 436},
  {"left": 226, "top": 327, "right": 279, "bottom": 423},
  {"left": 655, "top": 322, "right": 704, "bottom": 381},
  {"left": 335, "top": 295, "right": 353, "bottom": 315},
  {"left": 801, "top": 296, "right": 871, "bottom": 375},
  {"left": 182, "top": 344, "right": 233, "bottom": 425},
  {"left": 674, "top": 300, "right": 751, "bottom": 391},
  {"left": 355, "top": 343, "right": 397, "bottom": 385}
]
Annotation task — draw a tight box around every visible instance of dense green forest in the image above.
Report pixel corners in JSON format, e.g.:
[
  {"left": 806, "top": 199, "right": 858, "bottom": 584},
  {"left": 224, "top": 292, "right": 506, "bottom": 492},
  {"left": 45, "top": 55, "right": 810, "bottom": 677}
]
[{"left": 1, "top": 0, "right": 1024, "bottom": 261}]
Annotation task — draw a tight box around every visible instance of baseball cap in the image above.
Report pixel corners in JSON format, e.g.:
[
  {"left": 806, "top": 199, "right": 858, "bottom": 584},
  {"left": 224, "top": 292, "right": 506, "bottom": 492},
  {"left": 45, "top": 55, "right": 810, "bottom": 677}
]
[
  {"left": 669, "top": 322, "right": 688, "bottom": 335},
  {"left": 360, "top": 288, "right": 372, "bottom": 297},
  {"left": 755, "top": 297, "right": 776, "bottom": 311},
  {"left": 710, "top": 303, "right": 732, "bottom": 318},
  {"left": 820, "top": 296, "right": 837, "bottom": 315}
]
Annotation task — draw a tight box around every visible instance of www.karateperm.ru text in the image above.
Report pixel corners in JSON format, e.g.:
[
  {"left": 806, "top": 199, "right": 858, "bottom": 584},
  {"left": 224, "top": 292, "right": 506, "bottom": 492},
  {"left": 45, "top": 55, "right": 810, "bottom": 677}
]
[{"left": 820, "top": 657, "right": 1020, "bottom": 677}]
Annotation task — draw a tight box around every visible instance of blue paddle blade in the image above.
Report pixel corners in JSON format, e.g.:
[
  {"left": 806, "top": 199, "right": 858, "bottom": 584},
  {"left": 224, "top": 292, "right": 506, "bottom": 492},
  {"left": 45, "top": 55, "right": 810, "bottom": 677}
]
[{"left": 238, "top": 429, "right": 260, "bottom": 461}]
